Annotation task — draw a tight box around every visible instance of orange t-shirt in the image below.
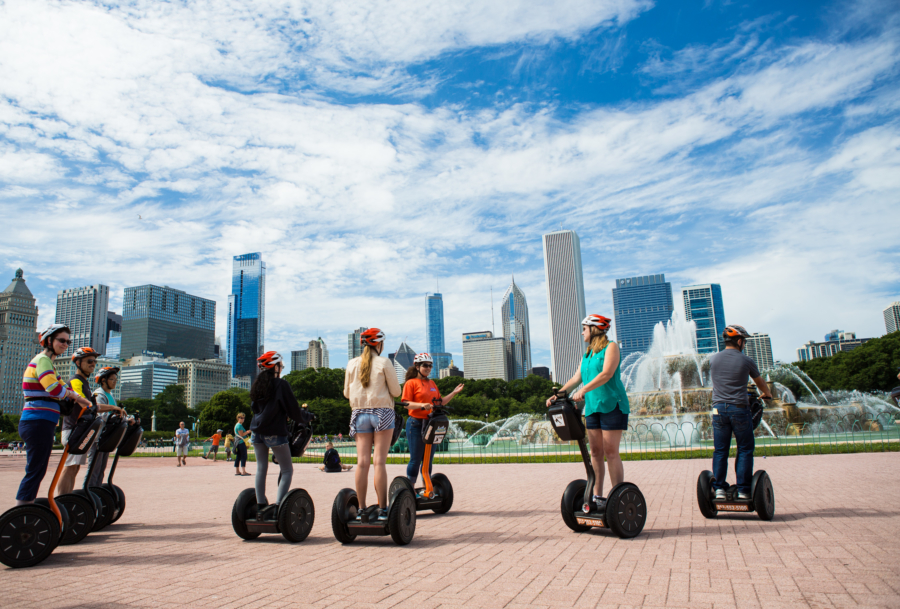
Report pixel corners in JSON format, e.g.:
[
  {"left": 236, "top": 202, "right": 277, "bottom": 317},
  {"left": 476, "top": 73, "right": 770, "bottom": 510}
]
[
  {"left": 402, "top": 378, "right": 442, "bottom": 420},
  {"left": 211, "top": 433, "right": 221, "bottom": 446}
]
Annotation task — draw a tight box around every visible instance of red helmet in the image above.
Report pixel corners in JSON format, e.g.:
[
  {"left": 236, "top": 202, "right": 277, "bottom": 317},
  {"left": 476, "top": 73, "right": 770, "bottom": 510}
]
[
  {"left": 257, "top": 351, "right": 283, "bottom": 369},
  {"left": 360, "top": 328, "right": 385, "bottom": 347},
  {"left": 582, "top": 315, "right": 611, "bottom": 331},
  {"left": 95, "top": 366, "right": 120, "bottom": 383},
  {"left": 723, "top": 325, "right": 751, "bottom": 339},
  {"left": 71, "top": 346, "right": 101, "bottom": 361}
]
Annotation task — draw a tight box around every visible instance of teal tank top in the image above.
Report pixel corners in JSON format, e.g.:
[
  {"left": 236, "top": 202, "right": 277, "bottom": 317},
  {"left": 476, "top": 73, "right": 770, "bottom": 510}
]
[{"left": 581, "top": 345, "right": 630, "bottom": 416}]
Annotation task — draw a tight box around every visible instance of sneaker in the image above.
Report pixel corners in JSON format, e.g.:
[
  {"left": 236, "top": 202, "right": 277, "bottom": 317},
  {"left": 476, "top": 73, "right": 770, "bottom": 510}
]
[
  {"left": 377, "top": 507, "right": 389, "bottom": 521},
  {"left": 737, "top": 492, "right": 751, "bottom": 501},
  {"left": 714, "top": 489, "right": 726, "bottom": 501},
  {"left": 592, "top": 495, "right": 607, "bottom": 512}
]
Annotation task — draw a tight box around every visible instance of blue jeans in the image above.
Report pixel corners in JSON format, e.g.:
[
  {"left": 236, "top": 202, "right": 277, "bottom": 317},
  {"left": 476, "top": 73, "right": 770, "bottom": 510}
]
[
  {"left": 16, "top": 418, "right": 57, "bottom": 502},
  {"left": 406, "top": 417, "right": 435, "bottom": 484},
  {"left": 712, "top": 403, "right": 755, "bottom": 494}
]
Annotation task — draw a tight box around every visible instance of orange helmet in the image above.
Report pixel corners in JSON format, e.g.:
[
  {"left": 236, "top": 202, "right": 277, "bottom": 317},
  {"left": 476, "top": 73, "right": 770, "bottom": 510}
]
[
  {"left": 71, "top": 346, "right": 101, "bottom": 361},
  {"left": 723, "top": 325, "right": 750, "bottom": 339},
  {"left": 582, "top": 315, "right": 611, "bottom": 331},
  {"left": 95, "top": 366, "right": 120, "bottom": 383},
  {"left": 257, "top": 351, "right": 283, "bottom": 369},
  {"left": 360, "top": 328, "right": 385, "bottom": 347}
]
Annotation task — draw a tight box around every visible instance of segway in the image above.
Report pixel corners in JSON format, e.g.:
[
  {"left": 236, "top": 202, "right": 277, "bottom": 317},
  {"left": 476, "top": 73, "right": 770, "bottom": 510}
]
[
  {"left": 232, "top": 411, "right": 316, "bottom": 542},
  {"left": 697, "top": 388, "right": 775, "bottom": 521},
  {"left": 0, "top": 404, "right": 100, "bottom": 568},
  {"left": 389, "top": 398, "right": 453, "bottom": 514},
  {"left": 331, "top": 407, "right": 416, "bottom": 545},
  {"left": 548, "top": 390, "right": 647, "bottom": 538},
  {"left": 75, "top": 411, "right": 130, "bottom": 533},
  {"left": 101, "top": 412, "right": 144, "bottom": 524}
]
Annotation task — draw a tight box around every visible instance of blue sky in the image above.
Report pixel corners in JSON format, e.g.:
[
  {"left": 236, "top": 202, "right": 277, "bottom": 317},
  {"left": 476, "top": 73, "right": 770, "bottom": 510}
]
[{"left": 1, "top": 0, "right": 898, "bottom": 371}]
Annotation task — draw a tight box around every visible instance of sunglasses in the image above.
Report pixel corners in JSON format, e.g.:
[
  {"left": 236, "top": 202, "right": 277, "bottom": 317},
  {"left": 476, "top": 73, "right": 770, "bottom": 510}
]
[
  {"left": 84, "top": 359, "right": 97, "bottom": 365},
  {"left": 419, "top": 364, "right": 433, "bottom": 368},
  {"left": 55, "top": 338, "right": 72, "bottom": 345}
]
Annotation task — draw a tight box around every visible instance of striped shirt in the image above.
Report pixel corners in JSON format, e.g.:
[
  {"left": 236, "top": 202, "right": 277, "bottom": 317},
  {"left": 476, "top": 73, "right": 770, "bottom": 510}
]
[{"left": 21, "top": 353, "right": 67, "bottom": 423}]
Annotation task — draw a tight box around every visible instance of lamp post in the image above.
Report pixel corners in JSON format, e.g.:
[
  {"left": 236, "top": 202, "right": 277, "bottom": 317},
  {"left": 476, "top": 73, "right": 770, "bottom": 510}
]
[{"left": 188, "top": 415, "right": 197, "bottom": 439}]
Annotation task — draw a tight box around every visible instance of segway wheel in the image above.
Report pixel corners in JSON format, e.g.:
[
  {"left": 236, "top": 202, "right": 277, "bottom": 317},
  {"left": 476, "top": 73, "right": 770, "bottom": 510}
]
[
  {"left": 430, "top": 473, "right": 454, "bottom": 514},
  {"left": 606, "top": 483, "right": 646, "bottom": 539},
  {"left": 56, "top": 493, "right": 96, "bottom": 545},
  {"left": 331, "top": 488, "right": 358, "bottom": 544},
  {"left": 90, "top": 487, "right": 116, "bottom": 532},
  {"left": 388, "top": 488, "right": 416, "bottom": 546},
  {"left": 560, "top": 480, "right": 591, "bottom": 532},
  {"left": 0, "top": 505, "right": 60, "bottom": 569},
  {"left": 33, "top": 499, "right": 69, "bottom": 550},
  {"left": 279, "top": 489, "right": 315, "bottom": 543},
  {"left": 232, "top": 488, "right": 261, "bottom": 540},
  {"left": 389, "top": 476, "right": 414, "bottom": 502},
  {"left": 697, "top": 471, "right": 718, "bottom": 519},
  {"left": 753, "top": 471, "right": 775, "bottom": 521},
  {"left": 104, "top": 484, "right": 126, "bottom": 523}
]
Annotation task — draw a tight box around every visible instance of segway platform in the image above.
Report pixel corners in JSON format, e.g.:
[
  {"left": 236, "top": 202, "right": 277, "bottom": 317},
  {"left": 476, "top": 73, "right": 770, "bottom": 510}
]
[
  {"left": 697, "top": 470, "right": 775, "bottom": 520},
  {"left": 331, "top": 481, "right": 416, "bottom": 545}
]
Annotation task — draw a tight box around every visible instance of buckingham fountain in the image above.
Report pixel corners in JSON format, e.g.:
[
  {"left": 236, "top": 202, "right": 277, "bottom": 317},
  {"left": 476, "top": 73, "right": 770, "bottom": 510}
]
[{"left": 437, "top": 313, "right": 900, "bottom": 453}]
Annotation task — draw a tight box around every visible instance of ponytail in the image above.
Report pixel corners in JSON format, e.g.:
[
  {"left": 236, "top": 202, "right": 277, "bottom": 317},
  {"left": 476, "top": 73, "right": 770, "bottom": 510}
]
[{"left": 360, "top": 345, "right": 374, "bottom": 388}]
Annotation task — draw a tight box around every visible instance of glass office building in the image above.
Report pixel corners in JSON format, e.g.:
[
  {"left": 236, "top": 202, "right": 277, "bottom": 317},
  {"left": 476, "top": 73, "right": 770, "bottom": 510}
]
[
  {"left": 120, "top": 285, "right": 216, "bottom": 360},
  {"left": 612, "top": 274, "right": 674, "bottom": 359},
  {"left": 501, "top": 278, "right": 532, "bottom": 380},
  {"left": 426, "top": 293, "right": 451, "bottom": 379},
  {"left": 682, "top": 284, "right": 726, "bottom": 354},
  {"left": 227, "top": 253, "right": 266, "bottom": 381}
]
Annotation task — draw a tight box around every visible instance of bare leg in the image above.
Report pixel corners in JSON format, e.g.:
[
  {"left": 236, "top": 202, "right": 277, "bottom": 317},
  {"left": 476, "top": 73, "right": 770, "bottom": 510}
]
[
  {"left": 355, "top": 433, "right": 373, "bottom": 509},
  {"left": 372, "top": 429, "right": 393, "bottom": 508},
  {"left": 601, "top": 430, "right": 624, "bottom": 488},
  {"left": 587, "top": 429, "right": 605, "bottom": 497},
  {"left": 58, "top": 465, "right": 80, "bottom": 495}
]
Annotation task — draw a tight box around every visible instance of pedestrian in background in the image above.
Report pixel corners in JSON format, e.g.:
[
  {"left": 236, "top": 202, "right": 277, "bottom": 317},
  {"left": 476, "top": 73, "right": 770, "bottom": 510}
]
[
  {"left": 202, "top": 430, "right": 222, "bottom": 461},
  {"left": 174, "top": 421, "right": 190, "bottom": 466},
  {"left": 224, "top": 434, "right": 234, "bottom": 461},
  {"left": 234, "top": 412, "right": 250, "bottom": 476}
]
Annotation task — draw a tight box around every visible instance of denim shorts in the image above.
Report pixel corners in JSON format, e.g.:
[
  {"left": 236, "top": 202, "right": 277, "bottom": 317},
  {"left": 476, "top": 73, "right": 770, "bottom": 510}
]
[
  {"left": 585, "top": 405, "right": 629, "bottom": 431},
  {"left": 252, "top": 434, "right": 289, "bottom": 447},
  {"left": 350, "top": 408, "right": 395, "bottom": 436}
]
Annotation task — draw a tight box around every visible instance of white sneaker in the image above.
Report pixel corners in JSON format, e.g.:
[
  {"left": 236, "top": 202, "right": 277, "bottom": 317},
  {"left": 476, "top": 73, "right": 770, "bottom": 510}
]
[
  {"left": 737, "top": 492, "right": 751, "bottom": 501},
  {"left": 714, "top": 489, "right": 726, "bottom": 501}
]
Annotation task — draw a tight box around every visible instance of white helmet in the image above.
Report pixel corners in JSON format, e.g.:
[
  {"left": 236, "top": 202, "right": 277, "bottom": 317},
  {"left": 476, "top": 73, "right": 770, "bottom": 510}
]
[
  {"left": 413, "top": 353, "right": 433, "bottom": 365},
  {"left": 40, "top": 323, "right": 70, "bottom": 347}
]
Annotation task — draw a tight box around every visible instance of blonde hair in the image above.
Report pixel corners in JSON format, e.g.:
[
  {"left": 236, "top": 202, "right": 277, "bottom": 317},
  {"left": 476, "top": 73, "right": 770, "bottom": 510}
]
[
  {"left": 360, "top": 344, "right": 375, "bottom": 388},
  {"left": 588, "top": 326, "right": 610, "bottom": 354},
  {"left": 236, "top": 412, "right": 245, "bottom": 420}
]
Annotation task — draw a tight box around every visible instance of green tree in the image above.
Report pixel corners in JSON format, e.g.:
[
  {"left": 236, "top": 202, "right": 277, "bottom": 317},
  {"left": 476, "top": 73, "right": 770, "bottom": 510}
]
[
  {"left": 199, "top": 391, "right": 246, "bottom": 436},
  {"left": 797, "top": 332, "right": 900, "bottom": 392},
  {"left": 305, "top": 398, "right": 353, "bottom": 436},
  {"left": 284, "top": 368, "right": 345, "bottom": 401}
]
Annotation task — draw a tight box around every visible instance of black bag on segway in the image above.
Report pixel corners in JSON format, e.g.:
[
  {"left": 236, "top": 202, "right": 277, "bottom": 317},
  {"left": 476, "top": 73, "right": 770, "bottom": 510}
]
[
  {"left": 547, "top": 391, "right": 585, "bottom": 442},
  {"left": 116, "top": 415, "right": 144, "bottom": 457},
  {"left": 747, "top": 387, "right": 764, "bottom": 430},
  {"left": 66, "top": 408, "right": 103, "bottom": 455},
  {"left": 287, "top": 409, "right": 316, "bottom": 458},
  {"left": 95, "top": 413, "right": 129, "bottom": 452}
]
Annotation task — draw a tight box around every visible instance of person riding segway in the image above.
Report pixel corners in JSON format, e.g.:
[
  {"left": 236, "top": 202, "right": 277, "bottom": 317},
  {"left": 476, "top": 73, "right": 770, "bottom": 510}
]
[
  {"left": 231, "top": 351, "right": 315, "bottom": 543},
  {"left": 696, "top": 324, "right": 775, "bottom": 521},
  {"left": 331, "top": 328, "right": 416, "bottom": 545}
]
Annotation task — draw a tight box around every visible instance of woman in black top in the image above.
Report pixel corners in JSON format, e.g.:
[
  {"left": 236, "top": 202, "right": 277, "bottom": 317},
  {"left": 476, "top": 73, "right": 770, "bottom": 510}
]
[{"left": 249, "top": 351, "right": 304, "bottom": 506}]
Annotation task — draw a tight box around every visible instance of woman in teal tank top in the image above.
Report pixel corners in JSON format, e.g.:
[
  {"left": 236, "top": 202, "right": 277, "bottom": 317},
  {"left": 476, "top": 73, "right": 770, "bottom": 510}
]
[{"left": 546, "top": 314, "right": 629, "bottom": 511}]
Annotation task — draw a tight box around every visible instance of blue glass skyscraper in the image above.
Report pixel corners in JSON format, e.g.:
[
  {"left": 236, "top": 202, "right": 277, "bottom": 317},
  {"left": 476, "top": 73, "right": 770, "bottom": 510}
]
[
  {"left": 227, "top": 253, "right": 266, "bottom": 381},
  {"left": 426, "top": 293, "right": 451, "bottom": 379},
  {"left": 682, "top": 284, "right": 726, "bottom": 353},
  {"left": 502, "top": 278, "right": 532, "bottom": 380},
  {"left": 612, "top": 274, "right": 674, "bottom": 359}
]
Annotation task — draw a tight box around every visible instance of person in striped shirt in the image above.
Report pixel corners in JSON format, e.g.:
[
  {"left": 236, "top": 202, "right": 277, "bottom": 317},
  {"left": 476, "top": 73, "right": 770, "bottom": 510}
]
[{"left": 16, "top": 324, "right": 92, "bottom": 505}]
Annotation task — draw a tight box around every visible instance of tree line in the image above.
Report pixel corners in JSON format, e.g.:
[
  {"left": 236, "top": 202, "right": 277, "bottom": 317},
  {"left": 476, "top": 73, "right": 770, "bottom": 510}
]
[{"left": 797, "top": 331, "right": 900, "bottom": 393}]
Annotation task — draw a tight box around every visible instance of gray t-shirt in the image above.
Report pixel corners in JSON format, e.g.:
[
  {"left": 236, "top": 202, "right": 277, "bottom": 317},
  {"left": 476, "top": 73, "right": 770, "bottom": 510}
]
[
  {"left": 175, "top": 428, "right": 190, "bottom": 447},
  {"left": 710, "top": 349, "right": 760, "bottom": 406}
]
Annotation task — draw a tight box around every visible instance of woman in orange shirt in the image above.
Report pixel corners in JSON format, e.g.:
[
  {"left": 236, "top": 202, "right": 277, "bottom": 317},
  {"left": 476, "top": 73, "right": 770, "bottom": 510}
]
[{"left": 402, "top": 353, "right": 463, "bottom": 485}]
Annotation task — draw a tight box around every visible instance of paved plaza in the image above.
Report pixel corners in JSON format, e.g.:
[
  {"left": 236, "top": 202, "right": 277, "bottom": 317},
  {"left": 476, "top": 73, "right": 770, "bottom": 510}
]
[{"left": 1, "top": 452, "right": 899, "bottom": 608}]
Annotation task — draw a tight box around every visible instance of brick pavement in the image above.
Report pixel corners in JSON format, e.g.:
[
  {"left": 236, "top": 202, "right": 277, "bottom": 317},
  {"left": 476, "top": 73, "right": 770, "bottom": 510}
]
[{"left": 1, "top": 452, "right": 898, "bottom": 608}]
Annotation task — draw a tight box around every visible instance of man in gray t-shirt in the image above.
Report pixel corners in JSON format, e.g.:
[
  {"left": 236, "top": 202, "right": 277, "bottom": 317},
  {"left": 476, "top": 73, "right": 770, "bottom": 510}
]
[{"left": 709, "top": 325, "right": 772, "bottom": 499}]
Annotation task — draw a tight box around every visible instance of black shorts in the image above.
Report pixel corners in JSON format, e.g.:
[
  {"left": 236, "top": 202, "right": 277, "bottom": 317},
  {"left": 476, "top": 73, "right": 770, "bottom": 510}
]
[{"left": 585, "top": 405, "right": 629, "bottom": 431}]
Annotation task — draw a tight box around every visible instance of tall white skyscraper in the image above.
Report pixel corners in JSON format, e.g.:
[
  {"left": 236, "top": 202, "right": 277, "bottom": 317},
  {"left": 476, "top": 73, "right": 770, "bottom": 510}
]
[
  {"left": 55, "top": 284, "right": 110, "bottom": 356},
  {"left": 745, "top": 333, "right": 774, "bottom": 371},
  {"left": 542, "top": 230, "right": 586, "bottom": 384},
  {"left": 502, "top": 277, "right": 532, "bottom": 380},
  {"left": 885, "top": 302, "right": 900, "bottom": 334}
]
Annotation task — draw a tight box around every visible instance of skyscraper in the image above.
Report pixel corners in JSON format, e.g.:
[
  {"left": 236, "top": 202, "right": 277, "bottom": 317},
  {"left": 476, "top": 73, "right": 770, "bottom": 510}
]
[
  {"left": 502, "top": 278, "right": 532, "bottom": 380},
  {"left": 542, "top": 230, "right": 586, "bottom": 386},
  {"left": 426, "top": 293, "right": 452, "bottom": 379},
  {"left": 120, "top": 285, "right": 216, "bottom": 360},
  {"left": 227, "top": 253, "right": 266, "bottom": 381},
  {"left": 305, "top": 338, "right": 329, "bottom": 369},
  {"left": 55, "top": 284, "right": 109, "bottom": 356},
  {"left": 612, "top": 274, "right": 674, "bottom": 359},
  {"left": 745, "top": 333, "right": 774, "bottom": 371},
  {"left": 291, "top": 349, "right": 308, "bottom": 372},
  {"left": 388, "top": 342, "right": 416, "bottom": 385},
  {"left": 348, "top": 327, "right": 367, "bottom": 361},
  {"left": 885, "top": 302, "right": 900, "bottom": 334},
  {"left": 682, "top": 284, "right": 726, "bottom": 354},
  {"left": 0, "top": 269, "right": 41, "bottom": 414},
  {"left": 462, "top": 331, "right": 508, "bottom": 381}
]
